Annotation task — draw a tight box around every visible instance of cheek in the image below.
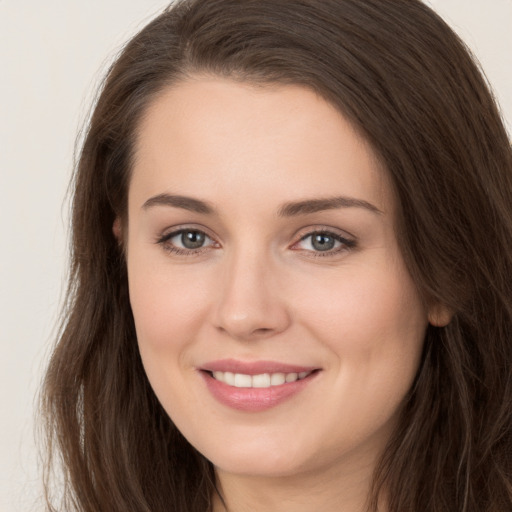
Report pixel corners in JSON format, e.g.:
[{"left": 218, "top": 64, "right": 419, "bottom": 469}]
[
  {"left": 293, "top": 258, "right": 427, "bottom": 403},
  {"left": 127, "top": 260, "right": 213, "bottom": 416},
  {"left": 291, "top": 268, "right": 427, "bottom": 455},
  {"left": 128, "top": 260, "right": 210, "bottom": 350},
  {"left": 296, "top": 260, "right": 426, "bottom": 344}
]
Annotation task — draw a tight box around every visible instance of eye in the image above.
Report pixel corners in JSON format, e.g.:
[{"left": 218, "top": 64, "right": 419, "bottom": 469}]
[
  {"left": 175, "top": 230, "right": 208, "bottom": 249},
  {"left": 157, "top": 228, "right": 217, "bottom": 254},
  {"left": 293, "top": 230, "right": 355, "bottom": 255}
]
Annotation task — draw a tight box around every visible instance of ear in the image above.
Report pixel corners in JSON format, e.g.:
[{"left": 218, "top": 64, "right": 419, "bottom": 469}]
[
  {"left": 428, "top": 303, "right": 453, "bottom": 327},
  {"left": 113, "top": 217, "right": 122, "bottom": 242}
]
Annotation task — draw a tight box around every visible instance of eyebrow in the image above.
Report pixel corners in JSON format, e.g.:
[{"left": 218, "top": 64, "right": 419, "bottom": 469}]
[
  {"left": 142, "top": 193, "right": 382, "bottom": 216},
  {"left": 278, "top": 196, "right": 382, "bottom": 216},
  {"left": 142, "top": 193, "right": 215, "bottom": 214}
]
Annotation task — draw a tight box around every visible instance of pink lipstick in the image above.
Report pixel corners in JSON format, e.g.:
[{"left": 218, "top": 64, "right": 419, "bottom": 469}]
[{"left": 199, "top": 359, "right": 320, "bottom": 412}]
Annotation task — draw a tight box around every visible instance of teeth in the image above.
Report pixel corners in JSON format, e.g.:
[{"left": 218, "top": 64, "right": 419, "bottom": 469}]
[
  {"left": 234, "top": 373, "right": 252, "bottom": 388},
  {"left": 211, "top": 370, "right": 312, "bottom": 388},
  {"left": 252, "top": 373, "right": 271, "bottom": 388},
  {"left": 270, "top": 373, "right": 286, "bottom": 386}
]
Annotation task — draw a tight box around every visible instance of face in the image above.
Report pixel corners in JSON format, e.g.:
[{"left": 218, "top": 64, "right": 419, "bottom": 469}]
[{"left": 126, "top": 77, "right": 429, "bottom": 480}]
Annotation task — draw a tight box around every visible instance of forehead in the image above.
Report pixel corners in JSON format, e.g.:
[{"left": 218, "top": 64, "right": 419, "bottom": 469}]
[{"left": 130, "top": 77, "right": 392, "bottom": 215}]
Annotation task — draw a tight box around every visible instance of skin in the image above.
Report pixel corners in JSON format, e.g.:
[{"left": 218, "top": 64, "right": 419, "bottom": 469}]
[{"left": 124, "top": 76, "right": 439, "bottom": 512}]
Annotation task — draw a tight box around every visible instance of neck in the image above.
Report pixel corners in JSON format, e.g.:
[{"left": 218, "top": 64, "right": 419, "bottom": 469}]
[{"left": 212, "top": 453, "right": 384, "bottom": 512}]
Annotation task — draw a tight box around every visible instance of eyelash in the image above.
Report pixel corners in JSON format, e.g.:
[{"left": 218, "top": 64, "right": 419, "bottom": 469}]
[
  {"left": 156, "top": 227, "right": 356, "bottom": 258},
  {"left": 156, "top": 228, "right": 217, "bottom": 256},
  {"left": 293, "top": 230, "right": 356, "bottom": 258}
]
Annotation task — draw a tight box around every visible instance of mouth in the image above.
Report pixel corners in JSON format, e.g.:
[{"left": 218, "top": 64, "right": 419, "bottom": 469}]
[
  {"left": 204, "top": 369, "right": 316, "bottom": 388},
  {"left": 199, "top": 359, "right": 321, "bottom": 412}
]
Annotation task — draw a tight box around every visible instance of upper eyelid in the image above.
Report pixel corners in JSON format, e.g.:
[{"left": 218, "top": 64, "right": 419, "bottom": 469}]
[
  {"left": 293, "top": 225, "right": 356, "bottom": 242},
  {"left": 300, "top": 230, "right": 347, "bottom": 240},
  {"left": 293, "top": 231, "right": 354, "bottom": 248},
  {"left": 163, "top": 229, "right": 215, "bottom": 244},
  {"left": 157, "top": 224, "right": 217, "bottom": 242}
]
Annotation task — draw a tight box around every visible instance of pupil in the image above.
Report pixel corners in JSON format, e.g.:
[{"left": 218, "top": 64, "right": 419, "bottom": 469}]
[
  {"left": 182, "top": 231, "right": 205, "bottom": 249},
  {"left": 312, "top": 234, "right": 335, "bottom": 251}
]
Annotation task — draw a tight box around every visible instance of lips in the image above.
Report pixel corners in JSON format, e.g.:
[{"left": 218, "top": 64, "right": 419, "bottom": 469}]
[
  {"left": 201, "top": 359, "right": 318, "bottom": 375},
  {"left": 199, "top": 359, "right": 321, "bottom": 412}
]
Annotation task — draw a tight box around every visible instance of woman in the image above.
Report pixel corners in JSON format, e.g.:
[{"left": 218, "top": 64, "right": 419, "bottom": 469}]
[{"left": 41, "top": 0, "right": 512, "bottom": 511}]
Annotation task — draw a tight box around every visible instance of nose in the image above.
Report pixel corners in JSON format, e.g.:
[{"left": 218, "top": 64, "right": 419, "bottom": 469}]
[{"left": 213, "top": 248, "right": 291, "bottom": 341}]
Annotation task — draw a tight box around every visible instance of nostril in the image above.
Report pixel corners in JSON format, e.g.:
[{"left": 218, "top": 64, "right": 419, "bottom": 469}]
[{"left": 213, "top": 291, "right": 292, "bottom": 340}]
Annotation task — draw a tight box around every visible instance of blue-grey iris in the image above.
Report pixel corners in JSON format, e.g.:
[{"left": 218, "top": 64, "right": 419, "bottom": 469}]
[
  {"left": 182, "top": 230, "right": 205, "bottom": 249},
  {"left": 312, "top": 233, "right": 336, "bottom": 251}
]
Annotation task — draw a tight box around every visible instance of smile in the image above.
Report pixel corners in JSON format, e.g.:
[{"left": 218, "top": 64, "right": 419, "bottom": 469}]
[
  {"left": 199, "top": 360, "right": 321, "bottom": 412},
  {"left": 211, "top": 370, "right": 312, "bottom": 388}
]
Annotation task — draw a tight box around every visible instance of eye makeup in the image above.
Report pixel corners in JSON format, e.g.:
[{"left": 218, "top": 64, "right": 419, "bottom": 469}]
[{"left": 155, "top": 224, "right": 357, "bottom": 259}]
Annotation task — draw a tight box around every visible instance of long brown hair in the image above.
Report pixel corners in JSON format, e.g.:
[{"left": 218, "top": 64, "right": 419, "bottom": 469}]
[{"left": 41, "top": 1, "right": 512, "bottom": 510}]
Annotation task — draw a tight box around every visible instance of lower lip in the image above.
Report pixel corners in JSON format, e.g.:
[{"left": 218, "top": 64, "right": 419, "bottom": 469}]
[{"left": 200, "top": 371, "right": 319, "bottom": 412}]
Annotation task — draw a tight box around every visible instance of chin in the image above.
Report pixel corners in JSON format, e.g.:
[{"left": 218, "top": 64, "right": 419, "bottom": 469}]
[
  {"left": 196, "top": 434, "right": 323, "bottom": 479},
  {"left": 213, "top": 454, "right": 308, "bottom": 479}
]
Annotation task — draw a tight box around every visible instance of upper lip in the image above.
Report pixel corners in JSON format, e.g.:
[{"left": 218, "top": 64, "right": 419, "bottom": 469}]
[{"left": 200, "top": 359, "right": 319, "bottom": 375}]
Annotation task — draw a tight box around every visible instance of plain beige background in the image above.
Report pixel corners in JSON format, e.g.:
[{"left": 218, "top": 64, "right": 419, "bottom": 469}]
[{"left": 1, "top": 1, "right": 511, "bottom": 510}]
